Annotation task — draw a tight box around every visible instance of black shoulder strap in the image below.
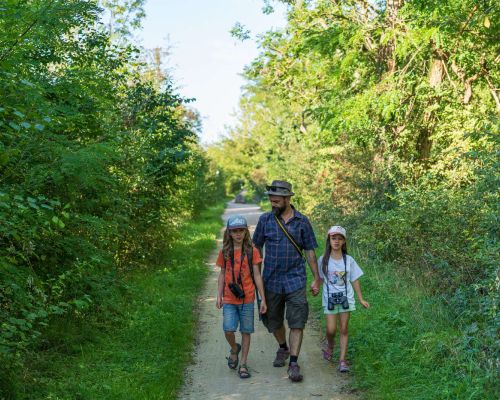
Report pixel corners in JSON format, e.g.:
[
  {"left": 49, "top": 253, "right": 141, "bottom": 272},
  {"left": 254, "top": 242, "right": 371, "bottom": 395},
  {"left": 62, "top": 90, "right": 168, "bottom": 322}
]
[
  {"left": 248, "top": 247, "right": 253, "bottom": 276},
  {"left": 274, "top": 215, "right": 304, "bottom": 258},
  {"left": 225, "top": 248, "right": 244, "bottom": 285},
  {"left": 247, "top": 246, "right": 255, "bottom": 285},
  {"left": 246, "top": 245, "right": 261, "bottom": 308},
  {"left": 230, "top": 247, "right": 237, "bottom": 284}
]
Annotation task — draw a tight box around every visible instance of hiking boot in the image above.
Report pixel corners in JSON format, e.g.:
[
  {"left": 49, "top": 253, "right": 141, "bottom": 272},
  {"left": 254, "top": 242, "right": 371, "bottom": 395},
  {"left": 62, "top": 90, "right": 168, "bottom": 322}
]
[
  {"left": 338, "top": 360, "right": 350, "bottom": 373},
  {"left": 273, "top": 347, "right": 290, "bottom": 367},
  {"left": 287, "top": 362, "right": 303, "bottom": 382}
]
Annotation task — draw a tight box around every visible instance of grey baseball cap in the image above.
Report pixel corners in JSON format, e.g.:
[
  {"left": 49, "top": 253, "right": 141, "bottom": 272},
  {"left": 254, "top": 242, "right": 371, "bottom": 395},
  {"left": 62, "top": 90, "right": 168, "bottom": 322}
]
[
  {"left": 227, "top": 215, "right": 248, "bottom": 229},
  {"left": 264, "top": 180, "right": 295, "bottom": 197}
]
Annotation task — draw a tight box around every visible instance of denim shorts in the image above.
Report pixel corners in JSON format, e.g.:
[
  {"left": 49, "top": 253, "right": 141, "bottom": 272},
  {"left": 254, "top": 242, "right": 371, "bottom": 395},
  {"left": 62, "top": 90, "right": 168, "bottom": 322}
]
[{"left": 223, "top": 303, "right": 254, "bottom": 333}]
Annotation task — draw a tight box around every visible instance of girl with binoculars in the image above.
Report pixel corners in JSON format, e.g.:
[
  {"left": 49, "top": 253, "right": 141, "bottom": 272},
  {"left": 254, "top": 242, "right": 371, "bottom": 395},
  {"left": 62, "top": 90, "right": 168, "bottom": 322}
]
[
  {"left": 216, "top": 215, "right": 267, "bottom": 379},
  {"left": 318, "top": 226, "right": 370, "bottom": 373}
]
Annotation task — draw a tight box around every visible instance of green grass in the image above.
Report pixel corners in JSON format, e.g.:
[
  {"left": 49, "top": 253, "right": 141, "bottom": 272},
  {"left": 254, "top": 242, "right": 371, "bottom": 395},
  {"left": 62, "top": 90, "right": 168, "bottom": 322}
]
[
  {"left": 252, "top": 205, "right": 496, "bottom": 399},
  {"left": 21, "top": 203, "right": 225, "bottom": 400},
  {"left": 308, "top": 244, "right": 498, "bottom": 400}
]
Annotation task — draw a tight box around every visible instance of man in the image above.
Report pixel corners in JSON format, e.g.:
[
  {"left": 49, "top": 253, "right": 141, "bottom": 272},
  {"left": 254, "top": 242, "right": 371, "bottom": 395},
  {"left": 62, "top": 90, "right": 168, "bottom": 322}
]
[{"left": 252, "top": 180, "right": 321, "bottom": 382}]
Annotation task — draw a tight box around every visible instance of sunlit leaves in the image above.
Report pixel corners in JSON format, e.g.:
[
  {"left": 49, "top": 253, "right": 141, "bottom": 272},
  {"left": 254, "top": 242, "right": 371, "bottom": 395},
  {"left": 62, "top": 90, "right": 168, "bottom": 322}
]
[
  {"left": 0, "top": 0, "right": 224, "bottom": 388},
  {"left": 230, "top": 22, "right": 252, "bottom": 41},
  {"left": 215, "top": 3, "right": 498, "bottom": 396}
]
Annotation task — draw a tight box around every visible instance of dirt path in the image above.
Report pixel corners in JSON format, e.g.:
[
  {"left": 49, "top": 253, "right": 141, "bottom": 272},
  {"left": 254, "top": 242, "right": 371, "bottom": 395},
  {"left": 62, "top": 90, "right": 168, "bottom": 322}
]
[{"left": 179, "top": 202, "right": 356, "bottom": 400}]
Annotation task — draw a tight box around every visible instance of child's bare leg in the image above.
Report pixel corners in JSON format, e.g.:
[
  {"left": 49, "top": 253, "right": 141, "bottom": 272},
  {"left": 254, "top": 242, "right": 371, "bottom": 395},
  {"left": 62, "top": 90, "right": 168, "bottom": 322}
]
[
  {"left": 325, "top": 314, "right": 338, "bottom": 350},
  {"left": 224, "top": 331, "right": 239, "bottom": 362},
  {"left": 240, "top": 332, "right": 251, "bottom": 365},
  {"left": 339, "top": 312, "right": 350, "bottom": 361}
]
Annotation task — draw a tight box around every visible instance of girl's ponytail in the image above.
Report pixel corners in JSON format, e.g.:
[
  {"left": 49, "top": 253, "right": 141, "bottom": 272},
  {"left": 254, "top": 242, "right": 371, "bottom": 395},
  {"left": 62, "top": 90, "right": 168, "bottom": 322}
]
[{"left": 321, "top": 236, "right": 331, "bottom": 277}]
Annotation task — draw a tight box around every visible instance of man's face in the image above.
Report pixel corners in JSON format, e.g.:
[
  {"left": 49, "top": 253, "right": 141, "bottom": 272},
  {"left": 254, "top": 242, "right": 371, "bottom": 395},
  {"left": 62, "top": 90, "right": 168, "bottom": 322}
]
[{"left": 269, "top": 195, "right": 289, "bottom": 216}]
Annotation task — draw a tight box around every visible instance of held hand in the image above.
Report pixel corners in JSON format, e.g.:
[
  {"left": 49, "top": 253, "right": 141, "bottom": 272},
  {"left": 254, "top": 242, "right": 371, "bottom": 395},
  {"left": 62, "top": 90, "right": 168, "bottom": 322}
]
[
  {"left": 310, "top": 278, "right": 321, "bottom": 296},
  {"left": 216, "top": 296, "right": 223, "bottom": 309},
  {"left": 259, "top": 300, "right": 267, "bottom": 315},
  {"left": 360, "top": 299, "right": 370, "bottom": 309}
]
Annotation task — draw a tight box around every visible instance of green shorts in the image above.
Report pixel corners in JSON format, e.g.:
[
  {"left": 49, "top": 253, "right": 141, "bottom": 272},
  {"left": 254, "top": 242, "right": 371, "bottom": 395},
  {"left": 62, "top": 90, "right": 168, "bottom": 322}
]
[
  {"left": 323, "top": 304, "right": 356, "bottom": 315},
  {"left": 262, "top": 287, "right": 309, "bottom": 333}
]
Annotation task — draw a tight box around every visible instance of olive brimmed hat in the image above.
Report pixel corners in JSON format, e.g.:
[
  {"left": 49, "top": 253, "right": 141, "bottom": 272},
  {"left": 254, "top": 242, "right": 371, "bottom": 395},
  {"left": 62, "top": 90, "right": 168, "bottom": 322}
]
[{"left": 264, "top": 180, "right": 295, "bottom": 197}]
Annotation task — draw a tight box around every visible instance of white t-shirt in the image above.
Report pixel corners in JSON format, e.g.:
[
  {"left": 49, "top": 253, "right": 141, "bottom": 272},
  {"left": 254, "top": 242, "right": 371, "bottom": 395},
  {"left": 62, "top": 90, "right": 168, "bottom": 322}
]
[{"left": 318, "top": 254, "right": 364, "bottom": 307}]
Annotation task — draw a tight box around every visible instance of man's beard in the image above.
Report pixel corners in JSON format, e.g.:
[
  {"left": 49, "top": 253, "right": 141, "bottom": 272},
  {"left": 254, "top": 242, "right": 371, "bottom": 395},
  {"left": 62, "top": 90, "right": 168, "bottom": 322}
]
[{"left": 272, "top": 205, "right": 286, "bottom": 216}]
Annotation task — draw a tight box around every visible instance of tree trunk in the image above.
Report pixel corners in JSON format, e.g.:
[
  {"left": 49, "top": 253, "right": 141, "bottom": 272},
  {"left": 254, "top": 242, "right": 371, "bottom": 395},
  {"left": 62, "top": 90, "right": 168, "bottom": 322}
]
[
  {"left": 416, "top": 58, "right": 443, "bottom": 162},
  {"left": 384, "top": 0, "right": 404, "bottom": 73}
]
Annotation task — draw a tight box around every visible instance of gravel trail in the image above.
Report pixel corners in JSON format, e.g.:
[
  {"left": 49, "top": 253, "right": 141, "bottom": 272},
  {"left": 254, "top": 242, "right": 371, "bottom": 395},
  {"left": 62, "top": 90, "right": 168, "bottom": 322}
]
[{"left": 179, "top": 201, "right": 357, "bottom": 400}]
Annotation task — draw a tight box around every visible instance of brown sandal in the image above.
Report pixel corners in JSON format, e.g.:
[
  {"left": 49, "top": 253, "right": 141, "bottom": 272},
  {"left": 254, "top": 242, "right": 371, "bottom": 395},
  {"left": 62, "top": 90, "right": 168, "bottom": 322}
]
[
  {"left": 226, "top": 343, "right": 241, "bottom": 369},
  {"left": 238, "top": 364, "right": 251, "bottom": 379}
]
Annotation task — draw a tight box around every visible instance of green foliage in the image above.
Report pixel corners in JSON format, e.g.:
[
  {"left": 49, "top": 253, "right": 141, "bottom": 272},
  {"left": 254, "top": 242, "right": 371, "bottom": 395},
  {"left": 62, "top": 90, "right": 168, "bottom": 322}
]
[
  {"left": 210, "top": 0, "right": 499, "bottom": 398},
  {"left": 19, "top": 203, "right": 224, "bottom": 399},
  {"left": 307, "top": 242, "right": 497, "bottom": 400},
  {"left": 0, "top": 1, "right": 224, "bottom": 397},
  {"left": 230, "top": 22, "right": 251, "bottom": 41},
  {"left": 340, "top": 255, "right": 497, "bottom": 400},
  {"left": 99, "top": 0, "right": 147, "bottom": 39}
]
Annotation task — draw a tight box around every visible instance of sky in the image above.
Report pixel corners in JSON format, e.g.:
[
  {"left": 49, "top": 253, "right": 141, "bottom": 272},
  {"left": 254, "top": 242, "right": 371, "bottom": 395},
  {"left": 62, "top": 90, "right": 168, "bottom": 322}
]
[{"left": 136, "top": 0, "right": 287, "bottom": 144}]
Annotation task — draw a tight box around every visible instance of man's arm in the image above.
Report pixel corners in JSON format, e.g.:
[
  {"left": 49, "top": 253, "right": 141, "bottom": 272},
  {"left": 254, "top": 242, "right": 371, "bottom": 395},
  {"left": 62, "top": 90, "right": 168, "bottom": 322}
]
[
  {"left": 255, "top": 246, "right": 263, "bottom": 257},
  {"left": 252, "top": 215, "right": 265, "bottom": 249},
  {"left": 305, "top": 249, "right": 321, "bottom": 296}
]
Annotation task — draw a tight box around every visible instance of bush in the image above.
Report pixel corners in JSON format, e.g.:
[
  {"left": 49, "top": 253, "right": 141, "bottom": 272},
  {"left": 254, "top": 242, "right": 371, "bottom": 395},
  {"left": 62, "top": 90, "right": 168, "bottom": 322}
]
[{"left": 0, "top": 2, "right": 225, "bottom": 396}]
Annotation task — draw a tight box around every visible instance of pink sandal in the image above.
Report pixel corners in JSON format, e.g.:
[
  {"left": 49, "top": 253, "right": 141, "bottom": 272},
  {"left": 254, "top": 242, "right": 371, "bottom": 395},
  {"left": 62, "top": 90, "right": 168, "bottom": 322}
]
[
  {"left": 322, "top": 346, "right": 333, "bottom": 362},
  {"left": 338, "top": 360, "right": 350, "bottom": 372}
]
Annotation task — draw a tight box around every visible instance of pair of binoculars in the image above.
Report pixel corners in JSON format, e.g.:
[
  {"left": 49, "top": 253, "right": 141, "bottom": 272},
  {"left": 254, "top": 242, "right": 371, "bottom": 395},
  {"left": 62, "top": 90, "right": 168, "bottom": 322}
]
[
  {"left": 228, "top": 282, "right": 245, "bottom": 299},
  {"left": 328, "top": 292, "right": 349, "bottom": 310}
]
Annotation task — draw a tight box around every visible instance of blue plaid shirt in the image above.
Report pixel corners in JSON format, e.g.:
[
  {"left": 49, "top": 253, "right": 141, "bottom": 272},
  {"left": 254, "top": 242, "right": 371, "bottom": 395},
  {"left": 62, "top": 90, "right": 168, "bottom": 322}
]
[{"left": 252, "top": 207, "right": 317, "bottom": 294}]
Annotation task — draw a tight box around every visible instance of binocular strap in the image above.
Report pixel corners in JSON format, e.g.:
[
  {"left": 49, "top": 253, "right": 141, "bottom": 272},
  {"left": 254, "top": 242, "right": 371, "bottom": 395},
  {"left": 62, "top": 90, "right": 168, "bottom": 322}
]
[
  {"left": 326, "top": 253, "right": 348, "bottom": 300},
  {"left": 228, "top": 247, "right": 245, "bottom": 296}
]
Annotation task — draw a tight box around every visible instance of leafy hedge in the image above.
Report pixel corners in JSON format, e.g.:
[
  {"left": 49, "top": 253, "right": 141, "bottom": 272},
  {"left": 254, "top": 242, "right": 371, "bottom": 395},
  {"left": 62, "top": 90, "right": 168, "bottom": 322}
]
[
  {"left": 0, "top": 1, "right": 224, "bottom": 396},
  {"left": 210, "top": 1, "right": 498, "bottom": 398},
  {"left": 350, "top": 131, "right": 498, "bottom": 383}
]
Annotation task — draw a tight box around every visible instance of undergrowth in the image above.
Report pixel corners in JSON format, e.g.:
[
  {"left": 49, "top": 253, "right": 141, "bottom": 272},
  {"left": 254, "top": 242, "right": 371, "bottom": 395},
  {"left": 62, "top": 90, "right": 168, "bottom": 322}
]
[
  {"left": 16, "top": 203, "right": 225, "bottom": 400},
  {"left": 308, "top": 243, "right": 498, "bottom": 400}
]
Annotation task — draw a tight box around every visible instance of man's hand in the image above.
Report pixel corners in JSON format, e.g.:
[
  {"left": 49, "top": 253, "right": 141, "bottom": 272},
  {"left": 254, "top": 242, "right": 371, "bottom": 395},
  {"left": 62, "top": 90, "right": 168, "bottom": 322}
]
[
  {"left": 259, "top": 300, "right": 267, "bottom": 315},
  {"left": 304, "top": 249, "right": 321, "bottom": 296},
  {"left": 310, "top": 278, "right": 321, "bottom": 296}
]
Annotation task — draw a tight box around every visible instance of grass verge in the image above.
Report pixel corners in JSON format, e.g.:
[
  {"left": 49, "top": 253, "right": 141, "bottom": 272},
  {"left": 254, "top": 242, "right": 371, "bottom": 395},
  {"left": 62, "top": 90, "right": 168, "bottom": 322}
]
[
  {"left": 21, "top": 203, "right": 225, "bottom": 400},
  {"left": 308, "top": 244, "right": 497, "bottom": 399}
]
